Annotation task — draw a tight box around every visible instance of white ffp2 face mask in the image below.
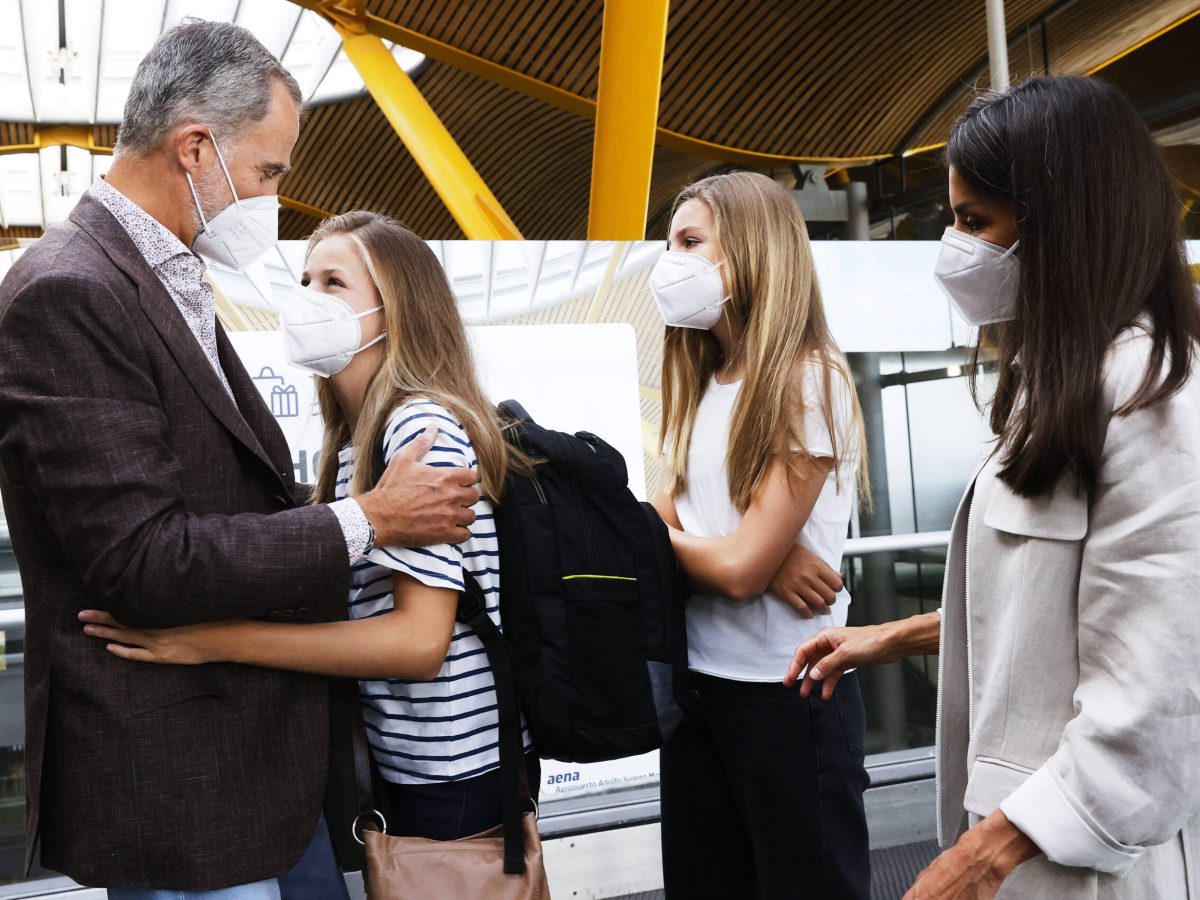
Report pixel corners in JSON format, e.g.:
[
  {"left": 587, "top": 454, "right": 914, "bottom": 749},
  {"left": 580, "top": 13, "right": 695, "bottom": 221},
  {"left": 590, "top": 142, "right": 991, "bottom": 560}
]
[
  {"left": 933, "top": 227, "right": 1021, "bottom": 326},
  {"left": 279, "top": 285, "right": 386, "bottom": 378},
  {"left": 649, "top": 250, "right": 729, "bottom": 330},
  {"left": 187, "top": 129, "right": 280, "bottom": 272}
]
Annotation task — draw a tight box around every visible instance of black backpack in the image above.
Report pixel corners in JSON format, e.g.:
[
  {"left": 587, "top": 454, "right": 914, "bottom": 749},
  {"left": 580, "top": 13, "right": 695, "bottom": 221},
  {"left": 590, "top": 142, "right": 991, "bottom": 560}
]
[
  {"left": 325, "top": 399, "right": 691, "bottom": 872},
  {"left": 475, "top": 399, "right": 690, "bottom": 764}
]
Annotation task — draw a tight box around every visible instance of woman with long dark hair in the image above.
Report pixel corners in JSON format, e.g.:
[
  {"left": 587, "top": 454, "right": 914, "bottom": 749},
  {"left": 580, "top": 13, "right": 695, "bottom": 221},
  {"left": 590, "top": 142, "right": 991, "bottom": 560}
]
[{"left": 786, "top": 75, "right": 1200, "bottom": 898}]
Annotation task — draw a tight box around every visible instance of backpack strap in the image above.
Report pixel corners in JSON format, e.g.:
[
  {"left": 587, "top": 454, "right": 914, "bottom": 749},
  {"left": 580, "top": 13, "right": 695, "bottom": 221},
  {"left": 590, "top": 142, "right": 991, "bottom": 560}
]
[
  {"left": 457, "top": 573, "right": 530, "bottom": 875},
  {"left": 497, "top": 399, "right": 531, "bottom": 425}
]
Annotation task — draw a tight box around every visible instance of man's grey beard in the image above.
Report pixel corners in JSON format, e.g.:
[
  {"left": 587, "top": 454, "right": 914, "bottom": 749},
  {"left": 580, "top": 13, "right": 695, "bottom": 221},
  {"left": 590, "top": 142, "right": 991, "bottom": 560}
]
[{"left": 190, "top": 163, "right": 232, "bottom": 243}]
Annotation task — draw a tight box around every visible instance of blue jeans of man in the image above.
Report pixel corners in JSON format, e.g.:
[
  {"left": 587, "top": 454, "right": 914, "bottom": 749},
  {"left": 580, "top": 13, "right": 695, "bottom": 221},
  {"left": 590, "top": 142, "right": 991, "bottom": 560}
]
[{"left": 107, "top": 814, "right": 349, "bottom": 900}]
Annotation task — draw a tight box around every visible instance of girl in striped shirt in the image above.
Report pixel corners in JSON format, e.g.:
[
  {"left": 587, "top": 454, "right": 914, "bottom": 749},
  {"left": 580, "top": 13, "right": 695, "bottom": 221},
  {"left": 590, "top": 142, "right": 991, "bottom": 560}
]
[{"left": 81, "top": 210, "right": 537, "bottom": 841}]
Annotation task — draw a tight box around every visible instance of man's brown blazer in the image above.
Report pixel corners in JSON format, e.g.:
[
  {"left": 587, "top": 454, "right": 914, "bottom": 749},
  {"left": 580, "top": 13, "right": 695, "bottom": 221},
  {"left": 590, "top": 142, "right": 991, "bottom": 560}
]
[{"left": 0, "top": 194, "right": 350, "bottom": 889}]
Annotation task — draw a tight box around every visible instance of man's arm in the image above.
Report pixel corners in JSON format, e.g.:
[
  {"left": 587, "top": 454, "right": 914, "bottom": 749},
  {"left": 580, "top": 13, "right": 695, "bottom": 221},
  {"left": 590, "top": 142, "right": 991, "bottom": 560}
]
[
  {"left": 1, "top": 271, "right": 477, "bottom": 627},
  {"left": 0, "top": 272, "right": 358, "bottom": 627}
]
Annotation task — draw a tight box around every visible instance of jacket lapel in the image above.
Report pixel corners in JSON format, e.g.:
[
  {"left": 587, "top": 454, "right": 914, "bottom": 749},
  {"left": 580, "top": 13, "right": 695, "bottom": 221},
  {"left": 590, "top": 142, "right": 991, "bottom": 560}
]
[
  {"left": 216, "top": 325, "right": 298, "bottom": 495},
  {"left": 69, "top": 195, "right": 284, "bottom": 487}
]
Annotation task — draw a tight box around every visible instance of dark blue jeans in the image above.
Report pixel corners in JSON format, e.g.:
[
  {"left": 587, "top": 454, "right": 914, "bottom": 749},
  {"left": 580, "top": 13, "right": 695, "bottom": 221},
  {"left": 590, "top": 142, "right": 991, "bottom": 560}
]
[{"left": 660, "top": 672, "right": 870, "bottom": 900}]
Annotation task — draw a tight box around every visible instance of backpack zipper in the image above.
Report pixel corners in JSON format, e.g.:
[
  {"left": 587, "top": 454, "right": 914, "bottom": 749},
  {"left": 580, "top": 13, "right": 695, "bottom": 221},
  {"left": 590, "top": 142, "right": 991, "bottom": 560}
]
[{"left": 562, "top": 574, "right": 637, "bottom": 583}]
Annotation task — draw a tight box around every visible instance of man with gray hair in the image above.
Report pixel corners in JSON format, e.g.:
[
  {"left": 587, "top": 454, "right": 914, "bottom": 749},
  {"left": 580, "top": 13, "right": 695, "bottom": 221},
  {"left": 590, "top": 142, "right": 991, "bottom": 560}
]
[{"left": 0, "top": 19, "right": 478, "bottom": 898}]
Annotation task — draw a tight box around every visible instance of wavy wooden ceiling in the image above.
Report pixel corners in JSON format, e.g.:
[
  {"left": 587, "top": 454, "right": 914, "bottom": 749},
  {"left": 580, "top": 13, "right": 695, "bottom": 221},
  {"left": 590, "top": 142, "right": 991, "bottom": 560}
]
[
  {"left": 908, "top": 0, "right": 1200, "bottom": 152},
  {"left": 3, "top": 1, "right": 1197, "bottom": 242},
  {"left": 277, "top": 0, "right": 1199, "bottom": 239},
  {"left": 278, "top": 67, "right": 712, "bottom": 240}
]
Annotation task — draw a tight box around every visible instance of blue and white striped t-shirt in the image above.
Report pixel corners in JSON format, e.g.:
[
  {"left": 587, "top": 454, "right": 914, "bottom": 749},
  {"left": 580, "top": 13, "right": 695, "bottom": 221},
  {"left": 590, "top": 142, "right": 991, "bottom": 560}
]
[{"left": 336, "top": 398, "right": 531, "bottom": 784}]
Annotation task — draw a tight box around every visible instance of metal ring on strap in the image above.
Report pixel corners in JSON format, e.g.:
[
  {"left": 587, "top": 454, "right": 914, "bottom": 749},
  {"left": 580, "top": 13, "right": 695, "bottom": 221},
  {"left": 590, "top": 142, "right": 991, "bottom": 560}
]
[{"left": 351, "top": 809, "right": 388, "bottom": 845}]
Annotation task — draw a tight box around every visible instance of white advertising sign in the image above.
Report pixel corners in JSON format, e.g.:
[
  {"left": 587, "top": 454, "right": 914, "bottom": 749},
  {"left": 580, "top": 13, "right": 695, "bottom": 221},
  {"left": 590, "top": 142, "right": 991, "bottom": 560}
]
[{"left": 228, "top": 323, "right": 659, "bottom": 800}]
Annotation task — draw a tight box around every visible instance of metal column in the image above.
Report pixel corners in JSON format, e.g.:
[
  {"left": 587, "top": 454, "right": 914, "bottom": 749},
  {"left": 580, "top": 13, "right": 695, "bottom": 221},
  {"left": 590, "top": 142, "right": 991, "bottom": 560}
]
[
  {"left": 851, "top": 354, "right": 909, "bottom": 751},
  {"left": 334, "top": 27, "right": 523, "bottom": 239},
  {"left": 845, "top": 181, "right": 870, "bottom": 240},
  {"left": 986, "top": 0, "right": 1010, "bottom": 90},
  {"left": 587, "top": 0, "right": 671, "bottom": 240}
]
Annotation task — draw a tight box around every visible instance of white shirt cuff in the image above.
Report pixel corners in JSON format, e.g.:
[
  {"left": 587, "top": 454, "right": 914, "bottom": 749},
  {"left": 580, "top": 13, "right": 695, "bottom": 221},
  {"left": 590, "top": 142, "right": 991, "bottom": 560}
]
[
  {"left": 1000, "top": 764, "right": 1143, "bottom": 875},
  {"left": 329, "top": 498, "right": 371, "bottom": 562}
]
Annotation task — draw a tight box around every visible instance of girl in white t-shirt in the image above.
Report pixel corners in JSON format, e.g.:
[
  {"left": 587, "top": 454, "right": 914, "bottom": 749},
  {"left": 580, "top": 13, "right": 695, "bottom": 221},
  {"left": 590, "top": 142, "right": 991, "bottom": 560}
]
[{"left": 649, "top": 172, "right": 871, "bottom": 899}]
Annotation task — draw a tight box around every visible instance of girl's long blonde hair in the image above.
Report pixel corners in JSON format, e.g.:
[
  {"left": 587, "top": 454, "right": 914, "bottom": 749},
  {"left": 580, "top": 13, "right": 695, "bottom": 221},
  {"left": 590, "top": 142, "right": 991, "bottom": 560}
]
[
  {"left": 309, "top": 211, "right": 528, "bottom": 504},
  {"left": 659, "top": 172, "right": 869, "bottom": 512}
]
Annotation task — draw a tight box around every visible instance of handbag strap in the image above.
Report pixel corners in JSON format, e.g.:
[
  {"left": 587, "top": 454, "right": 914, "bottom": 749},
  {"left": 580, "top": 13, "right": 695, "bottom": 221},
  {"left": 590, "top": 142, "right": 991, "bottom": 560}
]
[
  {"left": 346, "top": 573, "right": 530, "bottom": 875},
  {"left": 349, "top": 691, "right": 385, "bottom": 840},
  {"left": 458, "top": 571, "right": 530, "bottom": 875}
]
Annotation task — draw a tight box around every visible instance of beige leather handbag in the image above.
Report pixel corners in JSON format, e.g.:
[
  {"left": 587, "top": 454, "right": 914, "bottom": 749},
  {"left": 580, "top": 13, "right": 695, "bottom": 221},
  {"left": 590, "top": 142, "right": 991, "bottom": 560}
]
[{"left": 362, "top": 811, "right": 549, "bottom": 899}]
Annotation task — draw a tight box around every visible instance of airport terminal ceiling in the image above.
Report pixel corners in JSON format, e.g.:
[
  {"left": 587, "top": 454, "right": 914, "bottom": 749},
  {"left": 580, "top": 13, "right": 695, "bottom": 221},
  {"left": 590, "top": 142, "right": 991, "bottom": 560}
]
[{"left": 0, "top": 0, "right": 1197, "bottom": 243}]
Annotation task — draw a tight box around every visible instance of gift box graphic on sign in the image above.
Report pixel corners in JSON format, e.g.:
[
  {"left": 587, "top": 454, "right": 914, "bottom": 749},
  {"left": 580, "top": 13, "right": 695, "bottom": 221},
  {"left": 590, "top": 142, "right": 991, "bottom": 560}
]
[{"left": 251, "top": 366, "right": 299, "bottom": 419}]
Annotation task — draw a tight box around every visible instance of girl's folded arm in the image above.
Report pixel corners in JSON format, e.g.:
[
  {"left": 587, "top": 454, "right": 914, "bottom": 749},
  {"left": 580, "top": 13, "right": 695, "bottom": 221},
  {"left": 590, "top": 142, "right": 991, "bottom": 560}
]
[{"left": 668, "top": 453, "right": 833, "bottom": 602}]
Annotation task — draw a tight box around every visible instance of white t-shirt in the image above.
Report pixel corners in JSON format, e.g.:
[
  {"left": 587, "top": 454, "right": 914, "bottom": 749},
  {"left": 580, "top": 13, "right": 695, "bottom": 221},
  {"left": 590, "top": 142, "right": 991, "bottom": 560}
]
[{"left": 676, "top": 363, "right": 858, "bottom": 682}]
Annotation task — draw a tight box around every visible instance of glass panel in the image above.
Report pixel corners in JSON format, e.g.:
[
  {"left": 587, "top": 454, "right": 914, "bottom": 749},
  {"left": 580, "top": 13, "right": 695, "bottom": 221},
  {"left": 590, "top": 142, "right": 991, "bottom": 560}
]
[
  {"left": 1, "top": 506, "right": 51, "bottom": 883},
  {"left": 843, "top": 351, "right": 992, "bottom": 754},
  {"left": 94, "top": 0, "right": 168, "bottom": 125},
  {"left": 20, "top": 0, "right": 102, "bottom": 126},
  {"left": 0, "top": 0, "right": 33, "bottom": 121},
  {"left": 0, "top": 155, "right": 43, "bottom": 227}
]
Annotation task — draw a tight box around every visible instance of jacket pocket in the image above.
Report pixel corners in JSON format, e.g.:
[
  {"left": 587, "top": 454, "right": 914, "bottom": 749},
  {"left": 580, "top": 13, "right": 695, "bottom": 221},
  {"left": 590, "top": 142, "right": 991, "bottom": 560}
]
[
  {"left": 126, "top": 667, "right": 226, "bottom": 716},
  {"left": 973, "top": 755, "right": 1034, "bottom": 775},
  {"left": 963, "top": 755, "right": 1036, "bottom": 818},
  {"left": 983, "top": 473, "right": 1088, "bottom": 541}
]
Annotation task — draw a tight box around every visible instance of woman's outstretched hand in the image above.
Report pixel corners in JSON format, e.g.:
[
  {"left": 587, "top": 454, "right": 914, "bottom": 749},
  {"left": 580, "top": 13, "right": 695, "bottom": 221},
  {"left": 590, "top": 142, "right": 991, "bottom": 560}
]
[
  {"left": 783, "top": 611, "right": 941, "bottom": 700},
  {"left": 79, "top": 609, "right": 216, "bottom": 665},
  {"left": 783, "top": 624, "right": 895, "bottom": 700}
]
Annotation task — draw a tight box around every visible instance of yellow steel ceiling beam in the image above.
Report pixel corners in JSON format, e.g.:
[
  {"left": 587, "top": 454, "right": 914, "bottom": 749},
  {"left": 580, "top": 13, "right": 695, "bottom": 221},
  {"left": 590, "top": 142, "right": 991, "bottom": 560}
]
[
  {"left": 279, "top": 196, "right": 334, "bottom": 220},
  {"left": 587, "top": 1, "right": 669, "bottom": 239},
  {"left": 295, "top": 0, "right": 596, "bottom": 121},
  {"left": 290, "top": 0, "right": 891, "bottom": 166},
  {"left": 0, "top": 124, "right": 112, "bottom": 155},
  {"left": 317, "top": 7, "right": 522, "bottom": 239}
]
